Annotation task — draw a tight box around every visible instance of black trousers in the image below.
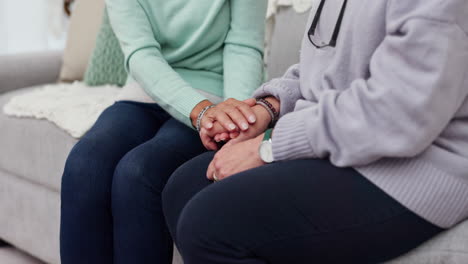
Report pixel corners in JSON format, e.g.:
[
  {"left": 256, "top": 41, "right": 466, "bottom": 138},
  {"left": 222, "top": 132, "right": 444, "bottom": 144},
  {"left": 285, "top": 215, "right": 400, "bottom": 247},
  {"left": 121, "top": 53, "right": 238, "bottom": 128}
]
[{"left": 162, "top": 152, "right": 443, "bottom": 264}]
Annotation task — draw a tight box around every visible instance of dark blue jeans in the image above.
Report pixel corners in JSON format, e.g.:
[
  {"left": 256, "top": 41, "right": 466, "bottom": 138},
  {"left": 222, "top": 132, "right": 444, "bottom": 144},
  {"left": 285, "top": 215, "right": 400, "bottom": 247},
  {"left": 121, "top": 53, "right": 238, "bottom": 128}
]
[
  {"left": 60, "top": 101, "right": 206, "bottom": 264},
  {"left": 163, "top": 152, "right": 444, "bottom": 264}
]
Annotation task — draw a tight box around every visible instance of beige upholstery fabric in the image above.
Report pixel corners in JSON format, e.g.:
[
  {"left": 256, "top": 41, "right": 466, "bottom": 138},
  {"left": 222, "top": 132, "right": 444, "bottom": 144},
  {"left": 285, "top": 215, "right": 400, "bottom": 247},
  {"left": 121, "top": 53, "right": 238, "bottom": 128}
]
[
  {"left": 0, "top": 87, "right": 78, "bottom": 191},
  {"left": 0, "top": 51, "right": 62, "bottom": 94},
  {"left": 58, "top": 0, "right": 105, "bottom": 82},
  {"left": 0, "top": 247, "right": 45, "bottom": 264},
  {"left": 0, "top": 169, "right": 60, "bottom": 264}
]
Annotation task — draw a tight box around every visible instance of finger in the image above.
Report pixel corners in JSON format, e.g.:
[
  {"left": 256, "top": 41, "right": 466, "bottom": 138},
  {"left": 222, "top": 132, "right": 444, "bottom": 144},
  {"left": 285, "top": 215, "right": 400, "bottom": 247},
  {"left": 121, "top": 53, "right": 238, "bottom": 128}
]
[
  {"left": 214, "top": 133, "right": 226, "bottom": 143},
  {"left": 229, "top": 132, "right": 239, "bottom": 139},
  {"left": 201, "top": 115, "right": 214, "bottom": 130},
  {"left": 215, "top": 111, "right": 238, "bottom": 132},
  {"left": 214, "top": 133, "right": 228, "bottom": 142},
  {"left": 226, "top": 108, "right": 250, "bottom": 131},
  {"left": 211, "top": 122, "right": 228, "bottom": 136},
  {"left": 243, "top": 98, "right": 257, "bottom": 107},
  {"left": 227, "top": 133, "right": 248, "bottom": 145},
  {"left": 206, "top": 159, "right": 216, "bottom": 180},
  {"left": 200, "top": 129, "right": 218, "bottom": 151},
  {"left": 236, "top": 103, "right": 257, "bottom": 124},
  {"left": 219, "top": 132, "right": 230, "bottom": 140}
]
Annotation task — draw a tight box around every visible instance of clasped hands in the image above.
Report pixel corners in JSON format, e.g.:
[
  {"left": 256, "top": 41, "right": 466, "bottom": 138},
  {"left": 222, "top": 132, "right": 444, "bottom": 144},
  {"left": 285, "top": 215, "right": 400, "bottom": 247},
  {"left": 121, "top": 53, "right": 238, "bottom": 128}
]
[{"left": 190, "top": 97, "right": 279, "bottom": 181}]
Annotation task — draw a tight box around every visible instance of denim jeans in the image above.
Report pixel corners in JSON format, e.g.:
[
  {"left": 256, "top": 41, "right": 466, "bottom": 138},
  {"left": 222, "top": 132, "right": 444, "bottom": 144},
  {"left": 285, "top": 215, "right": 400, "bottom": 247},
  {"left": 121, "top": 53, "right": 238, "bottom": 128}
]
[
  {"left": 60, "top": 101, "right": 206, "bottom": 264},
  {"left": 163, "top": 152, "right": 444, "bottom": 264}
]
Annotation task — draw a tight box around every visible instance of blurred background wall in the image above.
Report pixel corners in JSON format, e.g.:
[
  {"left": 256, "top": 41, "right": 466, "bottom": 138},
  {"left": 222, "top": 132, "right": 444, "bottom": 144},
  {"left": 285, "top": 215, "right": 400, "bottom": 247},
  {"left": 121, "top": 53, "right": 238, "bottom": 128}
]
[{"left": 0, "top": 0, "right": 68, "bottom": 55}]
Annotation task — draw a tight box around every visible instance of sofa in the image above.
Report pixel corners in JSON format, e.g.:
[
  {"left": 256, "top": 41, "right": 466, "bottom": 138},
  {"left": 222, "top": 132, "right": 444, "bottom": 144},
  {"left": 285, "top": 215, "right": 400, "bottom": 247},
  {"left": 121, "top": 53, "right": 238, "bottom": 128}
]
[{"left": 0, "top": 6, "right": 467, "bottom": 264}]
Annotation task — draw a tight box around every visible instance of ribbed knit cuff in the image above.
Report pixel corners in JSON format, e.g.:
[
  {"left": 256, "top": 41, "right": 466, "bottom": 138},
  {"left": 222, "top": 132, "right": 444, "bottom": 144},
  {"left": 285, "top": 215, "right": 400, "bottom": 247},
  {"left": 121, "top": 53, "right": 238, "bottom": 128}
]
[
  {"left": 252, "top": 79, "right": 302, "bottom": 117},
  {"left": 272, "top": 112, "right": 318, "bottom": 161},
  {"left": 252, "top": 83, "right": 273, "bottom": 98}
]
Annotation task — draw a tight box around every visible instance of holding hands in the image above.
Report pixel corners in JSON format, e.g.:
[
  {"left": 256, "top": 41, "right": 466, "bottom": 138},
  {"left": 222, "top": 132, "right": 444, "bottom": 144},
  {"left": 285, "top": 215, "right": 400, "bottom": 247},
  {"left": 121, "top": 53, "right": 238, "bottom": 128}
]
[
  {"left": 191, "top": 97, "right": 279, "bottom": 150},
  {"left": 190, "top": 96, "right": 280, "bottom": 180}
]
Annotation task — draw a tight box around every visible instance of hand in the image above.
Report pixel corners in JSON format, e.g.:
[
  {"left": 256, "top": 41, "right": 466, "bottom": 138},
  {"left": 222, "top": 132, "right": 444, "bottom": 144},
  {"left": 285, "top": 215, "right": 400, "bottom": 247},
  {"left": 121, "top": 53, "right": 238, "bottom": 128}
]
[
  {"left": 212, "top": 96, "right": 280, "bottom": 144},
  {"left": 202, "top": 98, "right": 257, "bottom": 132},
  {"left": 199, "top": 122, "right": 229, "bottom": 151},
  {"left": 207, "top": 133, "right": 266, "bottom": 181},
  {"left": 212, "top": 104, "right": 271, "bottom": 144}
]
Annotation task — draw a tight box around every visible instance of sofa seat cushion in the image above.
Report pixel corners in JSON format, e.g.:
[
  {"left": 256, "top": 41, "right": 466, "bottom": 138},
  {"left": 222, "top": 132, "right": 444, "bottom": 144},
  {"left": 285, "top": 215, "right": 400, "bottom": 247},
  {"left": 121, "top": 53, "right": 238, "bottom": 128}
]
[
  {"left": 387, "top": 220, "right": 468, "bottom": 263},
  {"left": 0, "top": 86, "right": 78, "bottom": 191}
]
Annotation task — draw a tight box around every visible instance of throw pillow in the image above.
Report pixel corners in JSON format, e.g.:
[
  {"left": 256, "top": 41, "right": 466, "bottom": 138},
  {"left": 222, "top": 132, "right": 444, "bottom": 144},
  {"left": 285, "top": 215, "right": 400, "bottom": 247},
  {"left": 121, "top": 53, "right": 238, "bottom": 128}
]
[
  {"left": 59, "top": 0, "right": 105, "bottom": 82},
  {"left": 84, "top": 9, "right": 127, "bottom": 87}
]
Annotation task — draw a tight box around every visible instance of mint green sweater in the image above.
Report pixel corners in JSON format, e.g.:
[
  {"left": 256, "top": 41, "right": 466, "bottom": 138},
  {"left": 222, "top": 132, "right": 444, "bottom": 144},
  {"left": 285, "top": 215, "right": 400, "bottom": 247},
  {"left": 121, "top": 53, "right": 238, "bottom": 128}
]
[{"left": 106, "top": 0, "right": 267, "bottom": 126}]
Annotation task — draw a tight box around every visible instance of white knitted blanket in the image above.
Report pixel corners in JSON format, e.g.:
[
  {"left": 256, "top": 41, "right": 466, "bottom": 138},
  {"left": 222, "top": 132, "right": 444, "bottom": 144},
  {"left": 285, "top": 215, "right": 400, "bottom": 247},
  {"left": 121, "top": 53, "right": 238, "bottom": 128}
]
[
  {"left": 3, "top": 0, "right": 316, "bottom": 139},
  {"left": 3, "top": 82, "right": 120, "bottom": 138}
]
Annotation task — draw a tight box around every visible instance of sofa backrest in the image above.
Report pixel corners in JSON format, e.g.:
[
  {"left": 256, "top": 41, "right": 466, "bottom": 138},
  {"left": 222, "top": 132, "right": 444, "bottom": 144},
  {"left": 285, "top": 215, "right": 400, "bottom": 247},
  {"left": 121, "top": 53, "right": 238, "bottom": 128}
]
[{"left": 266, "top": 7, "right": 310, "bottom": 80}]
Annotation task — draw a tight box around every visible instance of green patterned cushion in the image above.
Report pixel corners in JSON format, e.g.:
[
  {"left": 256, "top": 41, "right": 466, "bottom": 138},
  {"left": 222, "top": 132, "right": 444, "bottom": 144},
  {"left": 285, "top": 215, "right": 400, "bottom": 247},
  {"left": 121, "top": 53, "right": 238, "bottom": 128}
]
[{"left": 84, "top": 8, "right": 127, "bottom": 87}]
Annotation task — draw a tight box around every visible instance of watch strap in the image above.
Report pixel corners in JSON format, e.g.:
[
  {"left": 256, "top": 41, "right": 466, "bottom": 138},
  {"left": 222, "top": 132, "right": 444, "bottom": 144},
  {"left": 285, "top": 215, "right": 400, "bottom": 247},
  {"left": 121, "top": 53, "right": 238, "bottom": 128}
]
[{"left": 263, "top": 128, "right": 273, "bottom": 141}]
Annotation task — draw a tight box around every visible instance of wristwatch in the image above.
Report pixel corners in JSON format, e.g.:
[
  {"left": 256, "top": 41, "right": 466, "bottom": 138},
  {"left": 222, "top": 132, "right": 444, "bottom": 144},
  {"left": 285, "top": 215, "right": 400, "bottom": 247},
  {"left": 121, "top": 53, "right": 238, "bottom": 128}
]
[{"left": 259, "top": 129, "right": 274, "bottom": 163}]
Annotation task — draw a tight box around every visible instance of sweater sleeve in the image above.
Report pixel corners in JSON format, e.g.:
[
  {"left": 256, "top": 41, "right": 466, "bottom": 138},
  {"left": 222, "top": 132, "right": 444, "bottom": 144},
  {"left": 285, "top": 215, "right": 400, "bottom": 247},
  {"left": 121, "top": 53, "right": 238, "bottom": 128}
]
[
  {"left": 272, "top": 18, "right": 468, "bottom": 167},
  {"left": 223, "top": 0, "right": 267, "bottom": 100},
  {"left": 252, "top": 64, "right": 304, "bottom": 117},
  {"left": 105, "top": 0, "right": 206, "bottom": 127}
]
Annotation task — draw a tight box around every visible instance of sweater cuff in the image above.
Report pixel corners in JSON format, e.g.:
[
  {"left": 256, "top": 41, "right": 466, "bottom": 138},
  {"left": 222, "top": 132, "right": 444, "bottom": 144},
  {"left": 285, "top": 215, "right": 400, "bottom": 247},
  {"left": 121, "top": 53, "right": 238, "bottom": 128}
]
[
  {"left": 272, "top": 112, "right": 317, "bottom": 161},
  {"left": 252, "top": 79, "right": 302, "bottom": 117}
]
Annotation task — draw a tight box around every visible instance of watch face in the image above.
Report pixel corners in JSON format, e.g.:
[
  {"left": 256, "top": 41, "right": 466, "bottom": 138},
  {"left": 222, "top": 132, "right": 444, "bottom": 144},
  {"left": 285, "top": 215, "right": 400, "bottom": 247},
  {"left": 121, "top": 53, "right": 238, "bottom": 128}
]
[{"left": 259, "top": 140, "right": 274, "bottom": 163}]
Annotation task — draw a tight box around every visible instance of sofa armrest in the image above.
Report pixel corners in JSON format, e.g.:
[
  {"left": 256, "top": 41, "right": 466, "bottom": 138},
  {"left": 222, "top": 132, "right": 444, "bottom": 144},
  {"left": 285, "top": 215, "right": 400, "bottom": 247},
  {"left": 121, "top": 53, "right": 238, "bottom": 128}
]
[{"left": 0, "top": 51, "right": 63, "bottom": 94}]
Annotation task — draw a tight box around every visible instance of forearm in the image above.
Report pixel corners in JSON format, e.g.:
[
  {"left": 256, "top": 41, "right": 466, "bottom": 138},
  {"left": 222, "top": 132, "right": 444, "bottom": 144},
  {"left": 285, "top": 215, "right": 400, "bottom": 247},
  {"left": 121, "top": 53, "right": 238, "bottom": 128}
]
[
  {"left": 129, "top": 50, "right": 208, "bottom": 127},
  {"left": 223, "top": 0, "right": 267, "bottom": 100}
]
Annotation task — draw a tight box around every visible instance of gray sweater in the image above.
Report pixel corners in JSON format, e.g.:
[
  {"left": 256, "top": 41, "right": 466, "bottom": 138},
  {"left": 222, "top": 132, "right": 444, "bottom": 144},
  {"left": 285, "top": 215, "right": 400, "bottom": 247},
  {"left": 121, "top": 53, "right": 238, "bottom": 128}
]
[{"left": 253, "top": 0, "right": 468, "bottom": 228}]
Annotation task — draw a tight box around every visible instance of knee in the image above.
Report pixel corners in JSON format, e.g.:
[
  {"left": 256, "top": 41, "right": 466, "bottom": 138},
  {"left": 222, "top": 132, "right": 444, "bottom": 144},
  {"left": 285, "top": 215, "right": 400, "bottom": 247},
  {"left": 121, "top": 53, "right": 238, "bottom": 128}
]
[
  {"left": 162, "top": 152, "right": 215, "bottom": 241},
  {"left": 112, "top": 148, "right": 164, "bottom": 207},
  {"left": 61, "top": 138, "right": 111, "bottom": 209},
  {"left": 175, "top": 197, "right": 209, "bottom": 258},
  {"left": 175, "top": 189, "right": 223, "bottom": 257},
  {"left": 162, "top": 152, "right": 215, "bottom": 211},
  {"left": 161, "top": 168, "right": 185, "bottom": 214}
]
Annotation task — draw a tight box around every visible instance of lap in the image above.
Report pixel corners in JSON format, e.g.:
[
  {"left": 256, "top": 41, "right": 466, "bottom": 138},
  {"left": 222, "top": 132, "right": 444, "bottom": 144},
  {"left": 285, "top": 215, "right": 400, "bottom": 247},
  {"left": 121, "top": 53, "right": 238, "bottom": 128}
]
[
  {"left": 113, "top": 118, "right": 206, "bottom": 188},
  {"left": 165, "top": 153, "right": 442, "bottom": 263},
  {"left": 70, "top": 101, "right": 168, "bottom": 161},
  {"left": 63, "top": 101, "right": 172, "bottom": 198}
]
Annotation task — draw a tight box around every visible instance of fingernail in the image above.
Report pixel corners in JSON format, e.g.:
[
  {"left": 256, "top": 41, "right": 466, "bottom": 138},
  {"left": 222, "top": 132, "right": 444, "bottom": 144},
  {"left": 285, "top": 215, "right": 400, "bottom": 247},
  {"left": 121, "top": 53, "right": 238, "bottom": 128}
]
[
  {"left": 249, "top": 116, "right": 256, "bottom": 123},
  {"left": 206, "top": 122, "right": 213, "bottom": 129},
  {"left": 241, "top": 123, "right": 248, "bottom": 130},
  {"left": 229, "top": 124, "right": 236, "bottom": 130}
]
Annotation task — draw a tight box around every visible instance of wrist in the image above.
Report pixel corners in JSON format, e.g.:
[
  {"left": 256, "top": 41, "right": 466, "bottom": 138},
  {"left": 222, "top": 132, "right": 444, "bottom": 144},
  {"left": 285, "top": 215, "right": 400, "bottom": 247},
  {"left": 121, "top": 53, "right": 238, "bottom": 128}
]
[
  {"left": 255, "top": 98, "right": 279, "bottom": 127},
  {"left": 190, "top": 100, "right": 213, "bottom": 128},
  {"left": 252, "top": 105, "right": 273, "bottom": 126},
  {"left": 263, "top": 96, "right": 280, "bottom": 115}
]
